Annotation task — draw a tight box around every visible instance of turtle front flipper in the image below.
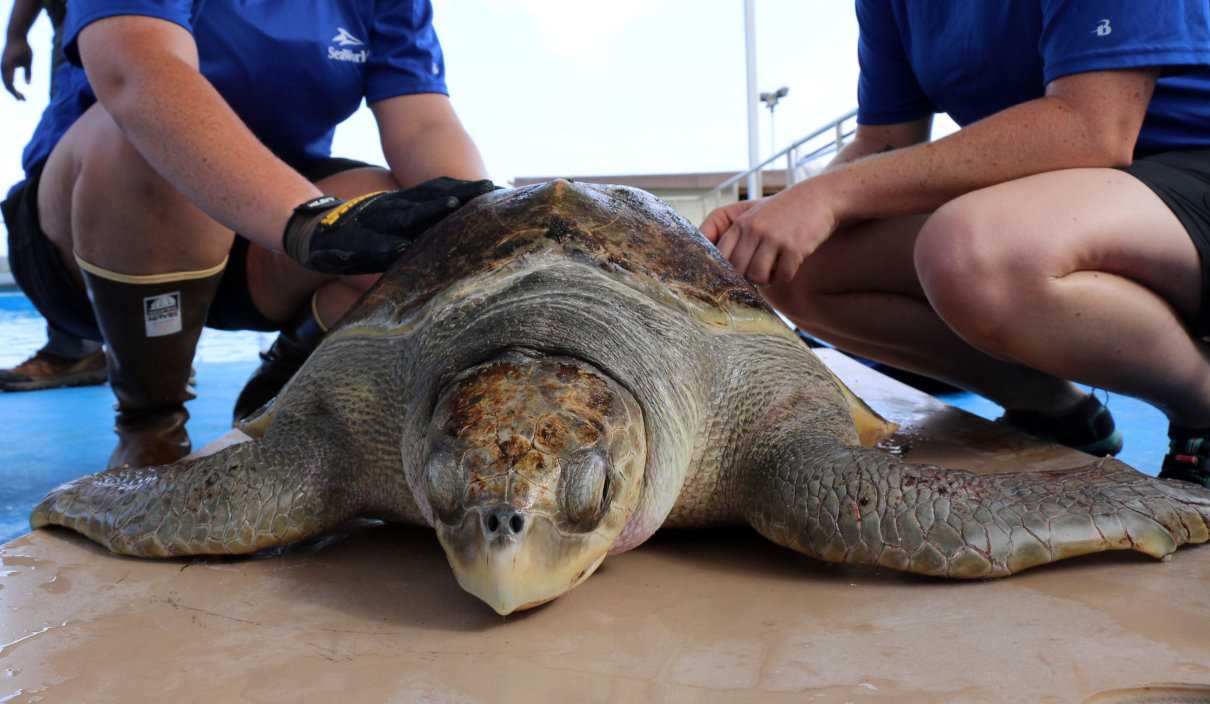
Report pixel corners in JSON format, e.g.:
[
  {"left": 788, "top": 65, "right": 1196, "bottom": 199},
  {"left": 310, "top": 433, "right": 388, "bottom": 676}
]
[
  {"left": 743, "top": 432, "right": 1210, "bottom": 577},
  {"left": 30, "top": 439, "right": 356, "bottom": 558}
]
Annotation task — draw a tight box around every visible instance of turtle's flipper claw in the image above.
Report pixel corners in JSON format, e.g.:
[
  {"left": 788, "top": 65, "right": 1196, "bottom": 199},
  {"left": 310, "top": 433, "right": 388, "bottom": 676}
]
[{"left": 32, "top": 473, "right": 162, "bottom": 555}]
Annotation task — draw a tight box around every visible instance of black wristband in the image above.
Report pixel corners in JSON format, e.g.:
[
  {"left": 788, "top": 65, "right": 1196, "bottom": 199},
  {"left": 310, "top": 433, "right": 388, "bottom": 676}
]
[
  {"left": 283, "top": 195, "right": 344, "bottom": 263},
  {"left": 293, "top": 195, "right": 343, "bottom": 216}
]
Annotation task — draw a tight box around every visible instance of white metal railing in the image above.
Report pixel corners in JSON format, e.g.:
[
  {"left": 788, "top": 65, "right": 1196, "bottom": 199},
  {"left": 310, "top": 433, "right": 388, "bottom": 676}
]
[{"left": 693, "top": 109, "right": 858, "bottom": 215}]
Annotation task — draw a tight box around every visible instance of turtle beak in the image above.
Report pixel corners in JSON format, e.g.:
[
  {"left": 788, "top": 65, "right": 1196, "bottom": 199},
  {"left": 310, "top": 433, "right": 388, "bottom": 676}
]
[{"left": 435, "top": 506, "right": 610, "bottom": 616}]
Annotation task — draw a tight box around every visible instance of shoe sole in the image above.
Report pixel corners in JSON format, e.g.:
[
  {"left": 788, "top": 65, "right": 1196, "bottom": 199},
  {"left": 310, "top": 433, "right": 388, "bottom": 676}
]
[
  {"left": 1076, "top": 429, "right": 1124, "bottom": 458},
  {"left": 0, "top": 371, "right": 109, "bottom": 392}
]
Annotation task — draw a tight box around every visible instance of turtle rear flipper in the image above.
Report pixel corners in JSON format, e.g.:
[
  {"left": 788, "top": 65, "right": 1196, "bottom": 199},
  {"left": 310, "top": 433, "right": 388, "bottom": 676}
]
[
  {"left": 743, "top": 431, "right": 1210, "bottom": 577},
  {"left": 30, "top": 439, "right": 357, "bottom": 558}
]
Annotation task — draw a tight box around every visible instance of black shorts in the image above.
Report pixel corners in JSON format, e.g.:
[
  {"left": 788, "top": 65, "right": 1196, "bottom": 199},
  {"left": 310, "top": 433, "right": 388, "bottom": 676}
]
[
  {"left": 1, "top": 155, "right": 374, "bottom": 340},
  {"left": 1123, "top": 149, "right": 1210, "bottom": 336}
]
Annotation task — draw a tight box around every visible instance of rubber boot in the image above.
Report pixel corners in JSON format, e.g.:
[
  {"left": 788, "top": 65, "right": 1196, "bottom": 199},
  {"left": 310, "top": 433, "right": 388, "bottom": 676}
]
[
  {"left": 78, "top": 255, "right": 225, "bottom": 469},
  {"left": 231, "top": 294, "right": 327, "bottom": 424}
]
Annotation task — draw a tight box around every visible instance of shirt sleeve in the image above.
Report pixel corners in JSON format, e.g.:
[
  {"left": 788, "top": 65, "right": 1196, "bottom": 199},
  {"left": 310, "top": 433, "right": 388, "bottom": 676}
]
[
  {"left": 62, "top": 0, "right": 194, "bottom": 65},
  {"left": 364, "top": 0, "right": 449, "bottom": 103},
  {"left": 1041, "top": 0, "right": 1210, "bottom": 84},
  {"left": 855, "top": 0, "right": 933, "bottom": 125}
]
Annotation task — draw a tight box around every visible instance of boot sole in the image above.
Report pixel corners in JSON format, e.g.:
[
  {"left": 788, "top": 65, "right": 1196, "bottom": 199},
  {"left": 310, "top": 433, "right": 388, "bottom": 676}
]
[{"left": 0, "top": 371, "right": 109, "bottom": 392}]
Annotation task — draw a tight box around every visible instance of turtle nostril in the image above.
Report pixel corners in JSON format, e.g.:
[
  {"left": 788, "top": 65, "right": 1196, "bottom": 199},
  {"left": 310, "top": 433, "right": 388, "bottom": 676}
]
[{"left": 483, "top": 506, "right": 526, "bottom": 538}]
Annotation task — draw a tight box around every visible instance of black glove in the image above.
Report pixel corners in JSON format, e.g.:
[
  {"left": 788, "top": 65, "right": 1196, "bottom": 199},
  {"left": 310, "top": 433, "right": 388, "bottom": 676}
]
[{"left": 282, "top": 177, "right": 499, "bottom": 274}]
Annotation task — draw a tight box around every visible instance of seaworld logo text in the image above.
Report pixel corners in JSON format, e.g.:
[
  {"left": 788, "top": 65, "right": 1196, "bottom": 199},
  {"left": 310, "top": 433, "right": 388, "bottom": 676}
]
[{"left": 328, "top": 46, "right": 368, "bottom": 63}]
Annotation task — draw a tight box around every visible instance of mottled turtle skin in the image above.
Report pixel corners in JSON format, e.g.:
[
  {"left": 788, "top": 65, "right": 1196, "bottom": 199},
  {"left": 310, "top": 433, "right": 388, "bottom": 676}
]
[{"left": 31, "top": 180, "right": 1210, "bottom": 614}]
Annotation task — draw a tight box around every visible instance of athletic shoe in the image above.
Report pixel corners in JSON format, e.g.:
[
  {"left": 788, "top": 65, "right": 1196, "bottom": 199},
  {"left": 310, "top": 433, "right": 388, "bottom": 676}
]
[
  {"left": 1159, "top": 433, "right": 1210, "bottom": 487},
  {"left": 0, "top": 348, "right": 108, "bottom": 391},
  {"left": 998, "top": 393, "right": 1124, "bottom": 457}
]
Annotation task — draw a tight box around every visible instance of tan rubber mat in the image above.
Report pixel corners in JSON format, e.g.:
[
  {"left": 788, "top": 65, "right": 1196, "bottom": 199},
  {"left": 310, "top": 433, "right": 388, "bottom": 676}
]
[{"left": 2, "top": 349, "right": 1207, "bottom": 703}]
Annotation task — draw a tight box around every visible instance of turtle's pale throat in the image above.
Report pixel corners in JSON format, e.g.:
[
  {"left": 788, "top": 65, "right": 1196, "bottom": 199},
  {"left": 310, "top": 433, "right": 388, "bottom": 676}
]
[{"left": 436, "top": 511, "right": 612, "bottom": 615}]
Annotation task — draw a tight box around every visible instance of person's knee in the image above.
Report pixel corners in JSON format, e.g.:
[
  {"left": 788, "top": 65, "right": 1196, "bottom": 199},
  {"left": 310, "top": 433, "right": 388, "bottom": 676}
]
[
  {"left": 66, "top": 110, "right": 229, "bottom": 269},
  {"left": 74, "top": 112, "right": 178, "bottom": 208},
  {"left": 915, "top": 201, "right": 1036, "bottom": 350}
]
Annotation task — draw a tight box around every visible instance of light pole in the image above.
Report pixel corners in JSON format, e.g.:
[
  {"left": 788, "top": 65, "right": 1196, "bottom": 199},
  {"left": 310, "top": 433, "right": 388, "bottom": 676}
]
[
  {"left": 760, "top": 86, "right": 789, "bottom": 156},
  {"left": 743, "top": 0, "right": 761, "bottom": 199}
]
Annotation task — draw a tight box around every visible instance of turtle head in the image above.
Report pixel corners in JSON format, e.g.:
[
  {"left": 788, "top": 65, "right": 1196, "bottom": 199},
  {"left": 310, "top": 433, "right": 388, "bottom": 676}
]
[{"left": 424, "top": 354, "right": 646, "bottom": 615}]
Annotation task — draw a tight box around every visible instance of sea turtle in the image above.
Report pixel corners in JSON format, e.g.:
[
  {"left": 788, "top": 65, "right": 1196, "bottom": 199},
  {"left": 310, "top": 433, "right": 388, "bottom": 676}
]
[{"left": 30, "top": 180, "right": 1210, "bottom": 615}]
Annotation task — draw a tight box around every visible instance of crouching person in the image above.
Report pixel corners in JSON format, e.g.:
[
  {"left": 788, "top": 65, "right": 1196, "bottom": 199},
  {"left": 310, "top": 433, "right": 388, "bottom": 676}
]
[{"left": 14, "top": 0, "right": 492, "bottom": 468}]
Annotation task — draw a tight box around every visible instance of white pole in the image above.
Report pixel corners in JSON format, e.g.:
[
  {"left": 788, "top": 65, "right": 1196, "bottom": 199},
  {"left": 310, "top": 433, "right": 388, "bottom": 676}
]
[
  {"left": 743, "top": 0, "right": 761, "bottom": 200},
  {"left": 769, "top": 109, "right": 776, "bottom": 156}
]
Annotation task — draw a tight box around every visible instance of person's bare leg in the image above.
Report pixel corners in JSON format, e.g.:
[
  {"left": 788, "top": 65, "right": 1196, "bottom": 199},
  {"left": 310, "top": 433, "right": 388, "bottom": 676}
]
[
  {"left": 761, "top": 215, "right": 1086, "bottom": 413},
  {"left": 915, "top": 168, "right": 1210, "bottom": 427},
  {"left": 245, "top": 166, "right": 399, "bottom": 328}
]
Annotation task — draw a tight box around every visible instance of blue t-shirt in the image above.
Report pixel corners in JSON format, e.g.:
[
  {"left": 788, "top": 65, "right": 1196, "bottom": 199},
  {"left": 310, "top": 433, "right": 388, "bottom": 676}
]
[
  {"left": 856, "top": 0, "right": 1210, "bottom": 156},
  {"left": 21, "top": 0, "right": 447, "bottom": 172}
]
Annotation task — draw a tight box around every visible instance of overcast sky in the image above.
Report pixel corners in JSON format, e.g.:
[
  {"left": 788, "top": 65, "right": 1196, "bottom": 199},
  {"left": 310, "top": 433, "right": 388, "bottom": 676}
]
[{"left": 0, "top": 1, "right": 956, "bottom": 256}]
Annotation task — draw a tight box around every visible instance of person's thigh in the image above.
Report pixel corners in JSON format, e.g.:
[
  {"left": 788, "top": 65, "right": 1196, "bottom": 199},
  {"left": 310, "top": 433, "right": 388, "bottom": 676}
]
[
  {"left": 915, "top": 167, "right": 1202, "bottom": 329},
  {"left": 245, "top": 166, "right": 400, "bottom": 323},
  {"left": 760, "top": 214, "right": 929, "bottom": 326}
]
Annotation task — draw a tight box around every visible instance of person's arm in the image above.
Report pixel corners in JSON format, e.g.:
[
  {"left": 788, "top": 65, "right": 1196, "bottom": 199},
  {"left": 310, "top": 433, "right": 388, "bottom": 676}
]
[
  {"left": 698, "top": 117, "right": 931, "bottom": 257},
  {"left": 2, "top": 0, "right": 41, "bottom": 99},
  {"left": 80, "top": 15, "right": 491, "bottom": 274},
  {"left": 704, "top": 68, "right": 1157, "bottom": 284},
  {"left": 371, "top": 92, "right": 488, "bottom": 186},
  {"left": 77, "top": 15, "right": 323, "bottom": 252},
  {"left": 825, "top": 117, "right": 932, "bottom": 170},
  {"left": 818, "top": 69, "right": 1155, "bottom": 220}
]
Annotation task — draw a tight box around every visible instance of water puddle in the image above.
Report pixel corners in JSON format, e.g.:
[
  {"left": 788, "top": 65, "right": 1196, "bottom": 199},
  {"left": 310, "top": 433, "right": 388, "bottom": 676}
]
[
  {"left": 36, "top": 576, "right": 69, "bottom": 595},
  {"left": 0, "top": 556, "right": 40, "bottom": 569},
  {"left": 0, "top": 623, "right": 67, "bottom": 659}
]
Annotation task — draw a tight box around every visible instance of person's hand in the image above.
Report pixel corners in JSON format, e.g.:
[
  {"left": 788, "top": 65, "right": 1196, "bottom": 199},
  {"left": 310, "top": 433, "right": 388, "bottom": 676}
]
[
  {"left": 283, "top": 177, "right": 499, "bottom": 274},
  {"left": 700, "top": 184, "right": 840, "bottom": 286},
  {"left": 2, "top": 36, "right": 33, "bottom": 100}
]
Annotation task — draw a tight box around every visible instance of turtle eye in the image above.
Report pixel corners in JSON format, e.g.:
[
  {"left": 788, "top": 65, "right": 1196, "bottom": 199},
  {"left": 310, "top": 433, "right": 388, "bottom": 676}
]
[
  {"left": 599, "top": 472, "right": 612, "bottom": 514},
  {"left": 425, "top": 446, "right": 465, "bottom": 523},
  {"left": 559, "top": 451, "right": 609, "bottom": 529}
]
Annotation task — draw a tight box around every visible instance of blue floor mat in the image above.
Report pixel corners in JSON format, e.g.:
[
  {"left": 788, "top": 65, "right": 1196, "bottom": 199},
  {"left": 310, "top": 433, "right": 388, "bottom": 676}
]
[
  {"left": 0, "top": 360, "right": 258, "bottom": 544},
  {"left": 936, "top": 389, "right": 1167, "bottom": 478}
]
